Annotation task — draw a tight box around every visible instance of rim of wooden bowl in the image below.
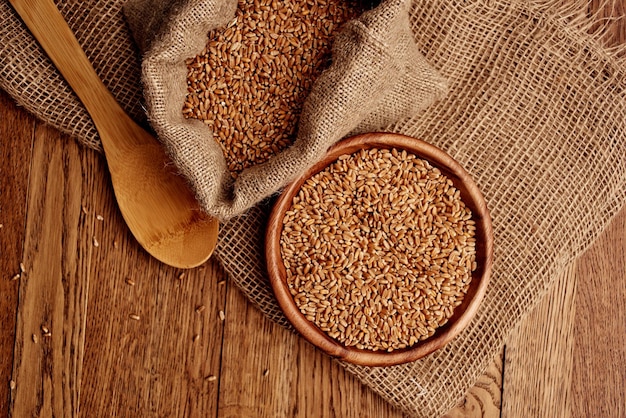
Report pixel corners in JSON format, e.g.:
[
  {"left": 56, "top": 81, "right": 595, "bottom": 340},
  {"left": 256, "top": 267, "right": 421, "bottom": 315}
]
[{"left": 266, "top": 132, "right": 493, "bottom": 367}]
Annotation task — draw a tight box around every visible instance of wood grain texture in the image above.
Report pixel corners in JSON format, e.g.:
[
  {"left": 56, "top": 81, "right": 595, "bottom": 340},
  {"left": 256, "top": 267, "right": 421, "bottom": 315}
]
[
  {"left": 10, "top": 122, "right": 85, "bottom": 416},
  {"left": 501, "top": 264, "right": 578, "bottom": 417},
  {"left": 3, "top": 113, "right": 226, "bottom": 417},
  {"left": 502, "top": 208, "right": 626, "bottom": 418},
  {"left": 571, "top": 208, "right": 626, "bottom": 417},
  {"left": 443, "top": 349, "right": 502, "bottom": 418},
  {"left": 0, "top": 90, "right": 35, "bottom": 417},
  {"left": 218, "top": 284, "right": 406, "bottom": 418},
  {"left": 64, "top": 141, "right": 226, "bottom": 417}
]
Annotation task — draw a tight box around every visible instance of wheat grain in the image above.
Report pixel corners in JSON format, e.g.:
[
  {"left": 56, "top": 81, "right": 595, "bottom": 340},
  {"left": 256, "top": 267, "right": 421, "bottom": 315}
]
[
  {"left": 184, "top": 0, "right": 361, "bottom": 175},
  {"left": 280, "top": 148, "right": 477, "bottom": 352}
]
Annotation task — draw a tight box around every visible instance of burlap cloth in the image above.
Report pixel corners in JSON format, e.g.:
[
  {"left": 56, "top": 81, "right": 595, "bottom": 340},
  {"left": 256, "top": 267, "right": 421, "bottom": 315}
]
[
  {"left": 123, "top": 0, "right": 449, "bottom": 219},
  {"left": 2, "top": 0, "right": 625, "bottom": 416}
]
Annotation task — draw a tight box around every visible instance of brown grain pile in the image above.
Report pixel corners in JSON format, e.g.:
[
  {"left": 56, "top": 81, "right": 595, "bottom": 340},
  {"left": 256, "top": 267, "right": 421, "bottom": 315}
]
[
  {"left": 184, "top": 0, "right": 363, "bottom": 175},
  {"left": 280, "top": 148, "right": 477, "bottom": 352}
]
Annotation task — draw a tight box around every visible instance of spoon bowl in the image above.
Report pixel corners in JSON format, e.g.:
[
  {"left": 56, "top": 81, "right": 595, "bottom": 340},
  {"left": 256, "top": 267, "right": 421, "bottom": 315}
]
[{"left": 9, "top": 0, "right": 219, "bottom": 268}]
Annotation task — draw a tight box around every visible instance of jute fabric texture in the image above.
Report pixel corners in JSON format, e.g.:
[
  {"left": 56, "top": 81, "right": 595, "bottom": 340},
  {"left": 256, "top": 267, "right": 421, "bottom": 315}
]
[
  {"left": 1, "top": 0, "right": 625, "bottom": 416},
  {"left": 0, "top": 0, "right": 145, "bottom": 151},
  {"left": 124, "top": 0, "right": 450, "bottom": 219}
]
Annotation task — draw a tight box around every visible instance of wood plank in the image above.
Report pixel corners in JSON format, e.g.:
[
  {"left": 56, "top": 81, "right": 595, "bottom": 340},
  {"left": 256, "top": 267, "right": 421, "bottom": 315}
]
[
  {"left": 443, "top": 350, "right": 502, "bottom": 418},
  {"left": 9, "top": 122, "right": 85, "bottom": 416},
  {"left": 501, "top": 208, "right": 626, "bottom": 417},
  {"left": 457, "top": 217, "right": 624, "bottom": 418},
  {"left": 589, "top": 0, "right": 625, "bottom": 46},
  {"left": 7, "top": 116, "right": 228, "bottom": 416},
  {"left": 574, "top": 10, "right": 626, "bottom": 413},
  {"left": 0, "top": 90, "right": 35, "bottom": 416},
  {"left": 218, "top": 284, "right": 406, "bottom": 417},
  {"left": 571, "top": 208, "right": 626, "bottom": 417},
  {"left": 501, "top": 263, "right": 578, "bottom": 417},
  {"left": 75, "top": 145, "right": 227, "bottom": 417}
]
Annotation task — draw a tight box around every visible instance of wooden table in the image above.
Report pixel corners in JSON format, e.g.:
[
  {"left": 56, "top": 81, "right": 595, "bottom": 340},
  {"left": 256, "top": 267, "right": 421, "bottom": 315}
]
[{"left": 1, "top": 3, "right": 624, "bottom": 417}]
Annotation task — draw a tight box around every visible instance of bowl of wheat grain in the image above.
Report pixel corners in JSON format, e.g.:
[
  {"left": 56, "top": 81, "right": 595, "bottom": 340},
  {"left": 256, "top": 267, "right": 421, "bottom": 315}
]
[{"left": 266, "top": 132, "right": 493, "bottom": 366}]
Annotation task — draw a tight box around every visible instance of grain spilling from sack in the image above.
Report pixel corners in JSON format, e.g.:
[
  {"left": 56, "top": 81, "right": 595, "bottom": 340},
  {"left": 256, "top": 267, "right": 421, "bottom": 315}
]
[
  {"left": 184, "top": 0, "right": 363, "bottom": 175},
  {"left": 280, "top": 148, "right": 477, "bottom": 352}
]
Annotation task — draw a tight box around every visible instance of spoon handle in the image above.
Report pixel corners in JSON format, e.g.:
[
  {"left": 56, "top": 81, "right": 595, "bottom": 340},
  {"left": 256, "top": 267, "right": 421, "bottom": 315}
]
[
  {"left": 9, "top": 0, "right": 221, "bottom": 268},
  {"left": 9, "top": 0, "right": 133, "bottom": 155}
]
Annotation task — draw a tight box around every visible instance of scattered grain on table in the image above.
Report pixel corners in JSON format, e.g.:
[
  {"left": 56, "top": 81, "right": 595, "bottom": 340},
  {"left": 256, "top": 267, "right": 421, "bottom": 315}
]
[{"left": 280, "top": 148, "right": 477, "bottom": 352}]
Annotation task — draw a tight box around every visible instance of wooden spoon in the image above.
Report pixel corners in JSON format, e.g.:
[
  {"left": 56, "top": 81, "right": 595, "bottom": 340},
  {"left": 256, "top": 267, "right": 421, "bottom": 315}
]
[{"left": 9, "top": 0, "right": 219, "bottom": 268}]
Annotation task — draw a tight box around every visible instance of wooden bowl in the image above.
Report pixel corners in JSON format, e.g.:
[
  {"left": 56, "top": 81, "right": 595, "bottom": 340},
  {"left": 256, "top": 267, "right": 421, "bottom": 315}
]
[{"left": 266, "top": 132, "right": 493, "bottom": 366}]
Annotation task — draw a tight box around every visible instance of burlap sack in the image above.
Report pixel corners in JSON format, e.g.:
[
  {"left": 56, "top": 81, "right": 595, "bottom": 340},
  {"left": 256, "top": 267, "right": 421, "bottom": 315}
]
[
  {"left": 123, "top": 0, "right": 450, "bottom": 219},
  {"left": 1, "top": 0, "right": 625, "bottom": 416}
]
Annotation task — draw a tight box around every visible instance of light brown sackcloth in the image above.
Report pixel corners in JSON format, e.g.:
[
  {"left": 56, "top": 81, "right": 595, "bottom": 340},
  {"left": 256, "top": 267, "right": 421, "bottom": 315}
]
[
  {"left": 124, "top": 0, "right": 450, "bottom": 219},
  {"left": 1, "top": 0, "right": 625, "bottom": 416}
]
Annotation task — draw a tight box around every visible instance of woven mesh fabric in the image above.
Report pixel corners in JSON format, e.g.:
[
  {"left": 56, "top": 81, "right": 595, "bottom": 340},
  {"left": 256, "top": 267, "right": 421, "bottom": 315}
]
[
  {"left": 336, "top": 2, "right": 626, "bottom": 413},
  {"left": 0, "top": 0, "right": 145, "bottom": 151},
  {"left": 1, "top": 0, "right": 625, "bottom": 416},
  {"left": 125, "top": 0, "right": 449, "bottom": 219},
  {"left": 213, "top": 1, "right": 626, "bottom": 415}
]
